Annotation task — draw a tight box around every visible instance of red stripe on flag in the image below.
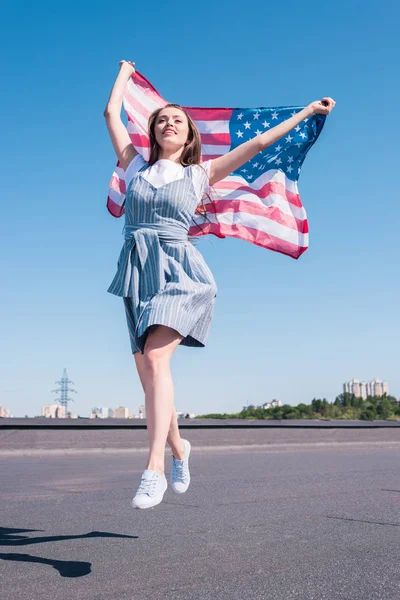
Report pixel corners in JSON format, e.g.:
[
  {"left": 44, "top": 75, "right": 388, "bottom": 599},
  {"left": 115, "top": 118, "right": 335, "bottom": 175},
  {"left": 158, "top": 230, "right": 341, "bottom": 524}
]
[
  {"left": 204, "top": 199, "right": 308, "bottom": 234},
  {"left": 188, "top": 221, "right": 307, "bottom": 259},
  {"left": 215, "top": 179, "right": 303, "bottom": 208},
  {"left": 201, "top": 154, "right": 225, "bottom": 161},
  {"left": 107, "top": 196, "right": 125, "bottom": 218},
  {"left": 134, "top": 71, "right": 166, "bottom": 97},
  {"left": 199, "top": 133, "right": 231, "bottom": 145},
  {"left": 124, "top": 88, "right": 153, "bottom": 120},
  {"left": 185, "top": 107, "right": 233, "bottom": 121},
  {"left": 130, "top": 133, "right": 151, "bottom": 148},
  {"left": 110, "top": 175, "right": 126, "bottom": 194}
]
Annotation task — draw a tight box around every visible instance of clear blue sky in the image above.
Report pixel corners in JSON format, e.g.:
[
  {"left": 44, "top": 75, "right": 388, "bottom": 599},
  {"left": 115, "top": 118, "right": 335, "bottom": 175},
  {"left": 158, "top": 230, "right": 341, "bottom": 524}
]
[{"left": 1, "top": 0, "right": 399, "bottom": 417}]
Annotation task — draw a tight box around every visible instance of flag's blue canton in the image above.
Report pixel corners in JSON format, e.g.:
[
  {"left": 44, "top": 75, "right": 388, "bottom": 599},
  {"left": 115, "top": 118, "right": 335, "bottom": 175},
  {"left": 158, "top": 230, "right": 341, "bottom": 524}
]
[{"left": 229, "top": 108, "right": 325, "bottom": 183}]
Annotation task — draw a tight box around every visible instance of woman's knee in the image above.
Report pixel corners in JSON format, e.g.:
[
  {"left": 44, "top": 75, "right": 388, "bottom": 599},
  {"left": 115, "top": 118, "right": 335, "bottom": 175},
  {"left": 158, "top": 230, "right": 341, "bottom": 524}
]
[{"left": 143, "top": 347, "right": 169, "bottom": 370}]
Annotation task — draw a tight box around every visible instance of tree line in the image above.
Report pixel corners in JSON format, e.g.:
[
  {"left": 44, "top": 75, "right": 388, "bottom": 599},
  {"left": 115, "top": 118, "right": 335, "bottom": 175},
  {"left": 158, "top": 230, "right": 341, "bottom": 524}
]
[{"left": 195, "top": 393, "right": 400, "bottom": 421}]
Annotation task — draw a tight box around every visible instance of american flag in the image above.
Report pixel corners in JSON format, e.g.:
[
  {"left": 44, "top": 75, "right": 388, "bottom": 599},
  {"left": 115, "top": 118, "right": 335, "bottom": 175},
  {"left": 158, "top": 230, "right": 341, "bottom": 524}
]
[{"left": 107, "top": 71, "right": 326, "bottom": 259}]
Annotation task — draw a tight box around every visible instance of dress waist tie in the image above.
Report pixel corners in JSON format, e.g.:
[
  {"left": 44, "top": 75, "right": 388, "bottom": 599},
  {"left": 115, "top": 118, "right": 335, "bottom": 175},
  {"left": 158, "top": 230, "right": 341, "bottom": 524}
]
[{"left": 107, "top": 222, "right": 189, "bottom": 298}]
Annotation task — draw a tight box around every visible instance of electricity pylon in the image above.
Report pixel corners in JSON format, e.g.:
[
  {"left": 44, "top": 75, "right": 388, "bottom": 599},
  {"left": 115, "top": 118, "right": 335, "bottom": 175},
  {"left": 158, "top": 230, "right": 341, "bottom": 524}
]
[{"left": 52, "top": 368, "right": 77, "bottom": 414}]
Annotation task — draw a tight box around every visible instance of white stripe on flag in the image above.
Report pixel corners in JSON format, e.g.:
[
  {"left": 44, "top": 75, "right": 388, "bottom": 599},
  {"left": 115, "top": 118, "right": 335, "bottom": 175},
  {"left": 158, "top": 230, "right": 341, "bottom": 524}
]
[
  {"left": 124, "top": 100, "right": 149, "bottom": 132},
  {"left": 126, "top": 79, "right": 165, "bottom": 113},
  {"left": 191, "top": 211, "right": 309, "bottom": 247},
  {"left": 108, "top": 186, "right": 125, "bottom": 206},
  {"left": 201, "top": 144, "right": 231, "bottom": 155},
  {"left": 113, "top": 165, "right": 125, "bottom": 179},
  {"left": 194, "top": 120, "right": 230, "bottom": 134},
  {"left": 127, "top": 120, "right": 148, "bottom": 137}
]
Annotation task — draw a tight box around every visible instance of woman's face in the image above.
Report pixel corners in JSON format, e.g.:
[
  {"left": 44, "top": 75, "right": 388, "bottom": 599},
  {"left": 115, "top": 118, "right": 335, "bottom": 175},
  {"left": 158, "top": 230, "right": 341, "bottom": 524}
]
[{"left": 154, "top": 107, "right": 189, "bottom": 151}]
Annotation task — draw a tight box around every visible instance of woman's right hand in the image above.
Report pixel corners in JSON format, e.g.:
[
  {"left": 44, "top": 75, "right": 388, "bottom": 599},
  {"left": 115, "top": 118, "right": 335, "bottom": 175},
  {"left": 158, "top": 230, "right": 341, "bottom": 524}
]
[{"left": 118, "top": 60, "right": 135, "bottom": 76}]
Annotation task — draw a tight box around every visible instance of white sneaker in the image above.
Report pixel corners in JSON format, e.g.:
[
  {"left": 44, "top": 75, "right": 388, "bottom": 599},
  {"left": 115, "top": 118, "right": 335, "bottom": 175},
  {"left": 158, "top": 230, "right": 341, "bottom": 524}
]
[
  {"left": 132, "top": 469, "right": 168, "bottom": 509},
  {"left": 171, "top": 439, "right": 191, "bottom": 494}
]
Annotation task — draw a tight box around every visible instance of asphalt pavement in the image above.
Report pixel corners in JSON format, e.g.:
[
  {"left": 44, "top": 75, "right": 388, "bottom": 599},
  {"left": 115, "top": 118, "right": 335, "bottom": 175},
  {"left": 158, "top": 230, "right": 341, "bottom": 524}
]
[{"left": 1, "top": 444, "right": 399, "bottom": 600}]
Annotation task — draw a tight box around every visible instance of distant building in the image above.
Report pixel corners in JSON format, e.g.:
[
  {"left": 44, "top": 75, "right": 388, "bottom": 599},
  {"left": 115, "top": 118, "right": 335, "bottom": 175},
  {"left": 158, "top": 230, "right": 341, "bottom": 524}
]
[
  {"left": 67, "top": 412, "right": 78, "bottom": 419},
  {"left": 113, "top": 407, "right": 131, "bottom": 419},
  {"left": 0, "top": 406, "right": 11, "bottom": 418},
  {"left": 138, "top": 404, "right": 146, "bottom": 419},
  {"left": 242, "top": 400, "right": 282, "bottom": 410},
  {"left": 368, "top": 378, "right": 389, "bottom": 397},
  {"left": 176, "top": 411, "right": 196, "bottom": 419},
  {"left": 90, "top": 407, "right": 110, "bottom": 419},
  {"left": 41, "top": 404, "right": 66, "bottom": 418},
  {"left": 261, "top": 399, "right": 282, "bottom": 409},
  {"left": 343, "top": 378, "right": 389, "bottom": 399}
]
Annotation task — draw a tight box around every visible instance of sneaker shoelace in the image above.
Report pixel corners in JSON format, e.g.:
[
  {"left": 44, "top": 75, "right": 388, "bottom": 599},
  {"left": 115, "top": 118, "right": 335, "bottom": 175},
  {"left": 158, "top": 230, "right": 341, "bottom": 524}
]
[
  {"left": 172, "top": 458, "right": 188, "bottom": 482},
  {"left": 137, "top": 475, "right": 159, "bottom": 496}
]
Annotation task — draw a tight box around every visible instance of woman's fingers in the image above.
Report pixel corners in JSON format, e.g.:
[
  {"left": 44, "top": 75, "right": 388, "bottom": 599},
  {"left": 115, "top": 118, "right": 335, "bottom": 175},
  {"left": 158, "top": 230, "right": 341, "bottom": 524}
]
[
  {"left": 310, "top": 98, "right": 336, "bottom": 115},
  {"left": 321, "top": 97, "right": 336, "bottom": 108},
  {"left": 119, "top": 60, "right": 136, "bottom": 68}
]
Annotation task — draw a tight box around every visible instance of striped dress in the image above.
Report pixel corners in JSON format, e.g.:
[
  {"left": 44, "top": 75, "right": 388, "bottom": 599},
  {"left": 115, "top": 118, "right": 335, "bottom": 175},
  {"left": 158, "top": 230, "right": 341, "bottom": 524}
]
[{"left": 107, "top": 155, "right": 218, "bottom": 354}]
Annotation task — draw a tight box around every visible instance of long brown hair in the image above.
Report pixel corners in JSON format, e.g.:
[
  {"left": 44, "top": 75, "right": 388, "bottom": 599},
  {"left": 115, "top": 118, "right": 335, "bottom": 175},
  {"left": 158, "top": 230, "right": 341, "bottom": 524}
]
[{"left": 147, "top": 103, "right": 219, "bottom": 243}]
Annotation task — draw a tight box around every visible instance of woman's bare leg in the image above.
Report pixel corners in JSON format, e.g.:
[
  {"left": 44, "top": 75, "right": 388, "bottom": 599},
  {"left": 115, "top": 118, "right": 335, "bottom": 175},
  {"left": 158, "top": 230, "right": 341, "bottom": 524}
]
[
  {"left": 134, "top": 345, "right": 185, "bottom": 460},
  {"left": 138, "top": 325, "right": 185, "bottom": 474},
  {"left": 167, "top": 408, "right": 186, "bottom": 459}
]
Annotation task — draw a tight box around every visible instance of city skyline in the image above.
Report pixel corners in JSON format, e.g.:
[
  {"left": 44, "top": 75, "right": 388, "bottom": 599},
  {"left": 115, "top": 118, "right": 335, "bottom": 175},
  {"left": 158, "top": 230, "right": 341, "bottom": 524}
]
[{"left": 0, "top": 377, "right": 396, "bottom": 419}]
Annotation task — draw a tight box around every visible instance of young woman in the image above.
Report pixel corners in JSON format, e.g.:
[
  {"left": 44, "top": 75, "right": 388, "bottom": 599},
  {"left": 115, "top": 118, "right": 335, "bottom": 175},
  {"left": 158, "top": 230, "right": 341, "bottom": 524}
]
[{"left": 104, "top": 60, "right": 335, "bottom": 510}]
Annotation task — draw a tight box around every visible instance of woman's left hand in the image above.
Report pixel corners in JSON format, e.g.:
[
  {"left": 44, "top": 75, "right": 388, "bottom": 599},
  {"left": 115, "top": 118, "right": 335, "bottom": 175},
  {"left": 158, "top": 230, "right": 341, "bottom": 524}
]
[{"left": 309, "top": 97, "right": 336, "bottom": 115}]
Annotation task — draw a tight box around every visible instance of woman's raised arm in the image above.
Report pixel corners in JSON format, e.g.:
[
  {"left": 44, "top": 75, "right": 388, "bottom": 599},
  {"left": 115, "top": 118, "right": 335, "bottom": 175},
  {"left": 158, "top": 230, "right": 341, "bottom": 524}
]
[
  {"left": 104, "top": 61, "right": 138, "bottom": 171},
  {"left": 208, "top": 97, "right": 336, "bottom": 186}
]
